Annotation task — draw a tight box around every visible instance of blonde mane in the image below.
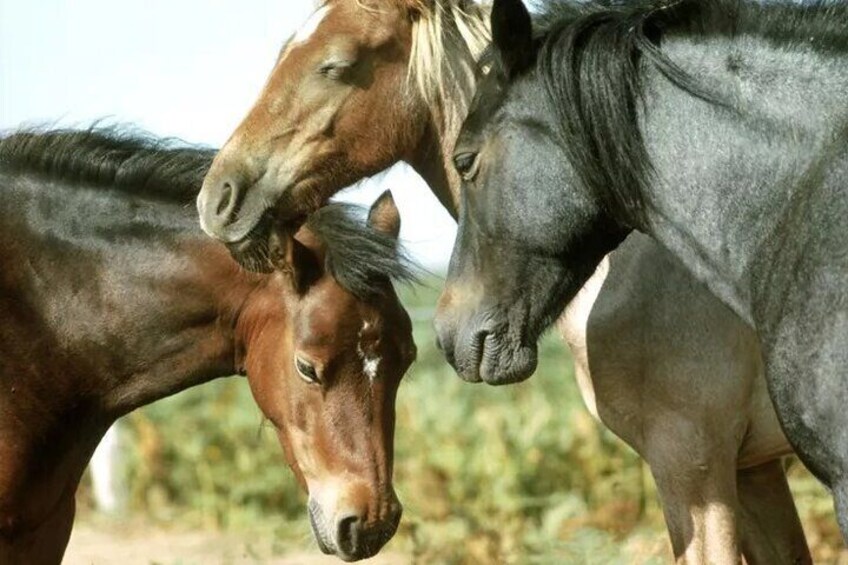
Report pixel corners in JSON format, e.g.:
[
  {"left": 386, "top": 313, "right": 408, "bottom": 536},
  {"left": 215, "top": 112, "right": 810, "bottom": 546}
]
[
  {"left": 320, "top": 0, "right": 490, "bottom": 149},
  {"left": 406, "top": 0, "right": 491, "bottom": 141}
]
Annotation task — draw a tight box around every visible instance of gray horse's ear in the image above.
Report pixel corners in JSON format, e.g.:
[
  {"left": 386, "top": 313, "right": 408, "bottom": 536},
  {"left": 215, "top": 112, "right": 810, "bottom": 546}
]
[
  {"left": 491, "top": 0, "right": 534, "bottom": 76},
  {"left": 368, "top": 190, "right": 401, "bottom": 239}
]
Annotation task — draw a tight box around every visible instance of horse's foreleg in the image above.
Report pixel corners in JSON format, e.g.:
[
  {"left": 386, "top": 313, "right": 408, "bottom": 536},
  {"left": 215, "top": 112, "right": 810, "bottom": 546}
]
[
  {"left": 836, "top": 478, "right": 848, "bottom": 544},
  {"left": 647, "top": 432, "right": 741, "bottom": 565},
  {"left": 736, "top": 459, "right": 810, "bottom": 565},
  {"left": 0, "top": 488, "right": 76, "bottom": 565}
]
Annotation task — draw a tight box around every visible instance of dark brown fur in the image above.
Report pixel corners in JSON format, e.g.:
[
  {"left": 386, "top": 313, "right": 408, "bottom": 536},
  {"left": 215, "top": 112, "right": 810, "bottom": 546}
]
[{"left": 0, "top": 129, "right": 415, "bottom": 563}]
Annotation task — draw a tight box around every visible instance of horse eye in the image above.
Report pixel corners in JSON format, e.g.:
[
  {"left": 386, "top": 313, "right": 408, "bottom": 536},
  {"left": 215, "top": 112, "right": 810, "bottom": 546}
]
[
  {"left": 295, "top": 356, "right": 320, "bottom": 384},
  {"left": 318, "top": 60, "right": 354, "bottom": 80},
  {"left": 453, "top": 152, "right": 479, "bottom": 180}
]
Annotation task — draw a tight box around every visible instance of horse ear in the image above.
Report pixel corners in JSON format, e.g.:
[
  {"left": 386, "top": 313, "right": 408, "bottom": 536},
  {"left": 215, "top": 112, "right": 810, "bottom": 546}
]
[
  {"left": 368, "top": 190, "right": 401, "bottom": 239},
  {"left": 270, "top": 230, "right": 323, "bottom": 294},
  {"left": 288, "top": 237, "right": 323, "bottom": 294},
  {"left": 491, "top": 0, "right": 534, "bottom": 76}
]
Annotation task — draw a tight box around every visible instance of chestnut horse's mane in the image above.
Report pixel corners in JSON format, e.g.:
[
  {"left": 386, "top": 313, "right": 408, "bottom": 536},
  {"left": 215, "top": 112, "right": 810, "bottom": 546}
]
[
  {"left": 321, "top": 0, "right": 490, "bottom": 140},
  {"left": 406, "top": 0, "right": 491, "bottom": 139}
]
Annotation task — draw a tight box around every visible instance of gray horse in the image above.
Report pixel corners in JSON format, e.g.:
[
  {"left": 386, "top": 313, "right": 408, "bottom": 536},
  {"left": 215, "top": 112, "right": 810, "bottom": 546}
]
[{"left": 435, "top": 0, "right": 848, "bottom": 546}]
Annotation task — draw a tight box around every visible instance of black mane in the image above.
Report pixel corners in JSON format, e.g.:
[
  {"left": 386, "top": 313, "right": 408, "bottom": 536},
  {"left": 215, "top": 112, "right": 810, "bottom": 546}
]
[
  {"left": 305, "top": 204, "right": 420, "bottom": 299},
  {"left": 0, "top": 126, "right": 214, "bottom": 202},
  {"left": 524, "top": 0, "right": 848, "bottom": 226},
  {"left": 0, "top": 126, "right": 418, "bottom": 298}
]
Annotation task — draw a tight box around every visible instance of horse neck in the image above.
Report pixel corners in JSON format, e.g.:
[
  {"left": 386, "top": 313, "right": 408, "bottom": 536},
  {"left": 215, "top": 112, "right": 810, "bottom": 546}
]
[
  {"left": 639, "top": 34, "right": 848, "bottom": 327},
  {"left": 230, "top": 273, "right": 289, "bottom": 377},
  {"left": 404, "top": 2, "right": 489, "bottom": 217},
  {"left": 407, "top": 121, "right": 462, "bottom": 217},
  {"left": 0, "top": 176, "right": 262, "bottom": 419},
  {"left": 103, "top": 234, "right": 262, "bottom": 418}
]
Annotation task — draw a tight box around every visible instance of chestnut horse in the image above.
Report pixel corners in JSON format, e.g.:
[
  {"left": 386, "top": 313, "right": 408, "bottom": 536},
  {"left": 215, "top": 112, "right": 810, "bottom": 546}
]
[
  {"left": 0, "top": 128, "right": 416, "bottom": 563},
  {"left": 195, "top": 1, "right": 811, "bottom": 562}
]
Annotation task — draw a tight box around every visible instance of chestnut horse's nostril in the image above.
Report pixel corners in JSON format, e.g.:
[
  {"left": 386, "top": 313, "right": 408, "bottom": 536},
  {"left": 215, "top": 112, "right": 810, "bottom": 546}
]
[
  {"left": 197, "top": 171, "right": 262, "bottom": 242},
  {"left": 212, "top": 178, "right": 242, "bottom": 223},
  {"left": 336, "top": 514, "right": 362, "bottom": 557},
  {"left": 215, "top": 182, "right": 235, "bottom": 217}
]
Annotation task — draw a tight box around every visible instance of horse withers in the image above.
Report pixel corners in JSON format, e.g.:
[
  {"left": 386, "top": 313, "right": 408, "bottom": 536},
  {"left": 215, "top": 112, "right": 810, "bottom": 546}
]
[
  {"left": 0, "top": 129, "right": 416, "bottom": 563},
  {"left": 435, "top": 0, "right": 848, "bottom": 541}
]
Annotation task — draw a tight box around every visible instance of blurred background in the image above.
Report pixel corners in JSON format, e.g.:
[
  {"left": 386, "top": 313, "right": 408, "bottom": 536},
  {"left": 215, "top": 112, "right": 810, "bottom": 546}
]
[{"left": 0, "top": 1, "right": 843, "bottom": 563}]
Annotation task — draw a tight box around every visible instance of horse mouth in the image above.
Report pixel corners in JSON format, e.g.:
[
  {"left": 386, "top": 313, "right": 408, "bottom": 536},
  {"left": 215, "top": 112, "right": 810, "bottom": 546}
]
[
  {"left": 483, "top": 337, "right": 537, "bottom": 385},
  {"left": 225, "top": 215, "right": 273, "bottom": 273},
  {"left": 468, "top": 327, "right": 539, "bottom": 385},
  {"left": 307, "top": 501, "right": 335, "bottom": 556},
  {"left": 225, "top": 211, "right": 306, "bottom": 274}
]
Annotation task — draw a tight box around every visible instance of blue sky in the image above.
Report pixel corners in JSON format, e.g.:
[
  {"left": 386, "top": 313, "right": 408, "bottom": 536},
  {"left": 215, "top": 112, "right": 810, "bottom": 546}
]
[{"left": 0, "top": 0, "right": 456, "bottom": 269}]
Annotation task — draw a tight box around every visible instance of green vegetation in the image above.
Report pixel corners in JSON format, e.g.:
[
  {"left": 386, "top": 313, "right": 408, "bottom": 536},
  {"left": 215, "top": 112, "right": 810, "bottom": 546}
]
[{"left": 86, "top": 276, "right": 841, "bottom": 563}]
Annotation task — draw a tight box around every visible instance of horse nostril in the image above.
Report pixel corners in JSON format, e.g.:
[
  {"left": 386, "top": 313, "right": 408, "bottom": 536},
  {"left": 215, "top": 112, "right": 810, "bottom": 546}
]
[
  {"left": 336, "top": 514, "right": 362, "bottom": 556},
  {"left": 215, "top": 181, "right": 235, "bottom": 217}
]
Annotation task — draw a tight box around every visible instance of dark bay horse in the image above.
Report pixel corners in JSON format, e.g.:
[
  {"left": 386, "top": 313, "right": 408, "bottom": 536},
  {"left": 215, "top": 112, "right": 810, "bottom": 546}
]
[
  {"left": 434, "top": 0, "right": 848, "bottom": 541},
  {"left": 0, "top": 128, "right": 417, "bottom": 563},
  {"left": 194, "top": 0, "right": 810, "bottom": 560}
]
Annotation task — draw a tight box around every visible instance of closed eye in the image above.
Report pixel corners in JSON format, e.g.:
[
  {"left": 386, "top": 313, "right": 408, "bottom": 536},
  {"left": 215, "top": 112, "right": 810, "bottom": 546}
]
[{"left": 318, "top": 59, "right": 355, "bottom": 81}]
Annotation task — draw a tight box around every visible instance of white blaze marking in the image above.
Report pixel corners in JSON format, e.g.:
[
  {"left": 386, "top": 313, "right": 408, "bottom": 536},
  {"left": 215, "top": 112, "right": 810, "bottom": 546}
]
[
  {"left": 358, "top": 322, "right": 381, "bottom": 383},
  {"left": 293, "top": 6, "right": 330, "bottom": 44},
  {"left": 363, "top": 356, "right": 381, "bottom": 381}
]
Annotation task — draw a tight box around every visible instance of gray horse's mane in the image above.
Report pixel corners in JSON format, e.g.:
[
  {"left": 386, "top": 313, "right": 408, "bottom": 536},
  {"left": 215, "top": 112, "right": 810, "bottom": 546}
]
[{"left": 527, "top": 0, "right": 847, "bottom": 226}]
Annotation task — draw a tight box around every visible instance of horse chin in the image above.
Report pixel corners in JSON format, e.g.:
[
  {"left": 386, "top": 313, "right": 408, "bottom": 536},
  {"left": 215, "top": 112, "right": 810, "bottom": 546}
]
[
  {"left": 451, "top": 320, "right": 539, "bottom": 385},
  {"left": 478, "top": 332, "right": 538, "bottom": 385},
  {"left": 224, "top": 212, "right": 275, "bottom": 273}
]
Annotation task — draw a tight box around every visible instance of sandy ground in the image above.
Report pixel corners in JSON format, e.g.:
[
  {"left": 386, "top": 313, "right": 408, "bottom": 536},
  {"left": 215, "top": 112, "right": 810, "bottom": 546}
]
[
  {"left": 64, "top": 520, "right": 410, "bottom": 565},
  {"left": 58, "top": 517, "right": 848, "bottom": 565}
]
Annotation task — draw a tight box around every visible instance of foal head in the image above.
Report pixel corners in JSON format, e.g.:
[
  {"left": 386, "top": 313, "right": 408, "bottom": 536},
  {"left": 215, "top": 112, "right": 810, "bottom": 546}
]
[
  {"left": 197, "top": 0, "right": 488, "bottom": 245},
  {"left": 241, "top": 193, "right": 417, "bottom": 561}
]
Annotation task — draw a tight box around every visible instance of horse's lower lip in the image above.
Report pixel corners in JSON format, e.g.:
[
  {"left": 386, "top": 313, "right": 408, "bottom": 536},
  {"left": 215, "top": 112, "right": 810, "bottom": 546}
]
[{"left": 477, "top": 332, "right": 538, "bottom": 385}]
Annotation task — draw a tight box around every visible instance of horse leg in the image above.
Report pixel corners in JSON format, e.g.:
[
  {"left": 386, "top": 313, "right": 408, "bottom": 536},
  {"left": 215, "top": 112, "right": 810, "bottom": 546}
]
[
  {"left": 736, "top": 460, "right": 810, "bottom": 564},
  {"left": 0, "top": 487, "right": 76, "bottom": 565},
  {"left": 836, "top": 479, "right": 848, "bottom": 544},
  {"left": 647, "top": 431, "right": 741, "bottom": 565}
]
